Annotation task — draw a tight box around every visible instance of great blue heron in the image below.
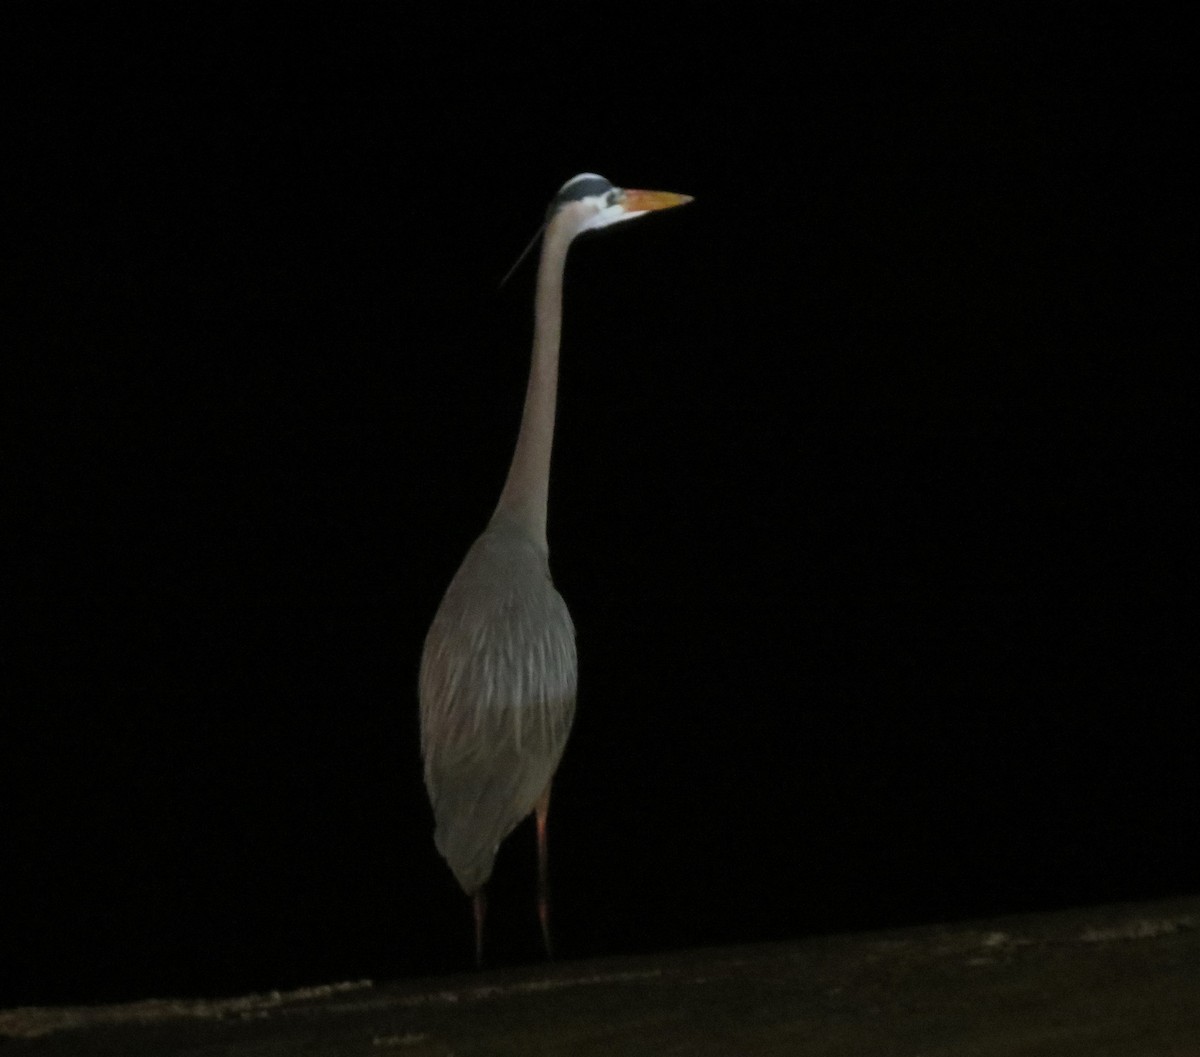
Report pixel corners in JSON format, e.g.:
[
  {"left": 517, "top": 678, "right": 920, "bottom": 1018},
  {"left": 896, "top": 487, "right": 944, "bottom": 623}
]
[{"left": 419, "top": 173, "right": 692, "bottom": 965}]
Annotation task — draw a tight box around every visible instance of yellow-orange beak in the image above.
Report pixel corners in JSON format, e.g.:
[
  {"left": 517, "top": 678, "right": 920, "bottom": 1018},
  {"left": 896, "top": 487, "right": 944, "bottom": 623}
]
[{"left": 622, "top": 189, "right": 694, "bottom": 212}]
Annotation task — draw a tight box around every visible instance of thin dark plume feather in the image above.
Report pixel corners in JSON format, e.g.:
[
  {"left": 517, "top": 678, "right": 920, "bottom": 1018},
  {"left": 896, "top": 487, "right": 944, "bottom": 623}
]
[{"left": 499, "top": 220, "right": 547, "bottom": 289}]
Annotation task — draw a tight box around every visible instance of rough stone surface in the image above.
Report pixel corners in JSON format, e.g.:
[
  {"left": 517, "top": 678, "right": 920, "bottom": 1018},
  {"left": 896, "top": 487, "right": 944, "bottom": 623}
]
[{"left": 2, "top": 896, "right": 1197, "bottom": 1056}]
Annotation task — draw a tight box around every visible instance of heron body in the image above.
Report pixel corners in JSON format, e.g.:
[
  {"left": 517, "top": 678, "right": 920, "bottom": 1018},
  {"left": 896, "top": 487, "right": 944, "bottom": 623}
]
[
  {"left": 419, "top": 512, "right": 576, "bottom": 895},
  {"left": 418, "top": 173, "right": 691, "bottom": 963}
]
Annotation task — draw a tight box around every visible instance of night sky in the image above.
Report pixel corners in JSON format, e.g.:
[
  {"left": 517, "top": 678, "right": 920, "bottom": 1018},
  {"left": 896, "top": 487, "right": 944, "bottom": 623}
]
[{"left": 7, "top": 6, "right": 1192, "bottom": 1008}]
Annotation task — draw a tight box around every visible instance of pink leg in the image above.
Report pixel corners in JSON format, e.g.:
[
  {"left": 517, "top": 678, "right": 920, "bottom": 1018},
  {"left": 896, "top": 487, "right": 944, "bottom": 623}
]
[
  {"left": 536, "top": 784, "right": 554, "bottom": 959},
  {"left": 472, "top": 887, "right": 487, "bottom": 969}
]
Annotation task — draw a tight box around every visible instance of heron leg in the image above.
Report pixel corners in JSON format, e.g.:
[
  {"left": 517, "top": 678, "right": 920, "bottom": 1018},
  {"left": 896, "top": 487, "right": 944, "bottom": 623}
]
[
  {"left": 536, "top": 784, "right": 554, "bottom": 959},
  {"left": 472, "top": 887, "right": 488, "bottom": 969}
]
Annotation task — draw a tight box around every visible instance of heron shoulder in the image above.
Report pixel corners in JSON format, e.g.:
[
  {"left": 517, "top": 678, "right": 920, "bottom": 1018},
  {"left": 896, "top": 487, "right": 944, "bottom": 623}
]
[{"left": 419, "top": 518, "right": 577, "bottom": 723}]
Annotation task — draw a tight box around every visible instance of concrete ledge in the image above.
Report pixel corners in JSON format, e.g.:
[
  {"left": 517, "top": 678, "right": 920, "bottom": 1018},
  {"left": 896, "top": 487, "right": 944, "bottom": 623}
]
[{"left": 3, "top": 895, "right": 1197, "bottom": 1055}]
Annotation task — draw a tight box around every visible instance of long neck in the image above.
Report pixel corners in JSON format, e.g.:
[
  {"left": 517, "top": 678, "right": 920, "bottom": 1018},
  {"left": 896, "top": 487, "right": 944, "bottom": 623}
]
[{"left": 492, "top": 221, "right": 573, "bottom": 547}]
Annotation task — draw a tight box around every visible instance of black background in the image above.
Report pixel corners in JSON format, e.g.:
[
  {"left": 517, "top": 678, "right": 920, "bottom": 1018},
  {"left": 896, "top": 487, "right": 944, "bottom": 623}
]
[{"left": 6, "top": 4, "right": 1193, "bottom": 1008}]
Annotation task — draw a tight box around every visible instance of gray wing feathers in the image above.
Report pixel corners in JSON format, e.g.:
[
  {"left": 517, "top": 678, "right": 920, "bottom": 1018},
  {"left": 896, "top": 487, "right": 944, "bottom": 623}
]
[{"left": 419, "top": 524, "right": 577, "bottom": 894}]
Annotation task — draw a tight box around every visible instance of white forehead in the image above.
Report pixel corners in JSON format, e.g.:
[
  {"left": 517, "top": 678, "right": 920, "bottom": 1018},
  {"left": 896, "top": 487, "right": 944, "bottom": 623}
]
[{"left": 551, "top": 172, "right": 615, "bottom": 208}]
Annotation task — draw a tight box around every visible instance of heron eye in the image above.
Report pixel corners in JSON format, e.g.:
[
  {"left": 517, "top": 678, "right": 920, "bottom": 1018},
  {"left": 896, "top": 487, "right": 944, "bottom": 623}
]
[{"left": 605, "top": 189, "right": 622, "bottom": 207}]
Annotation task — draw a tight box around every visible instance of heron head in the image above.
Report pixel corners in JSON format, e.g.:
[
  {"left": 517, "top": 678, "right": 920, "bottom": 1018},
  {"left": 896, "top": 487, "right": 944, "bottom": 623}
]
[
  {"left": 548, "top": 173, "right": 693, "bottom": 236},
  {"left": 500, "top": 173, "right": 692, "bottom": 286}
]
